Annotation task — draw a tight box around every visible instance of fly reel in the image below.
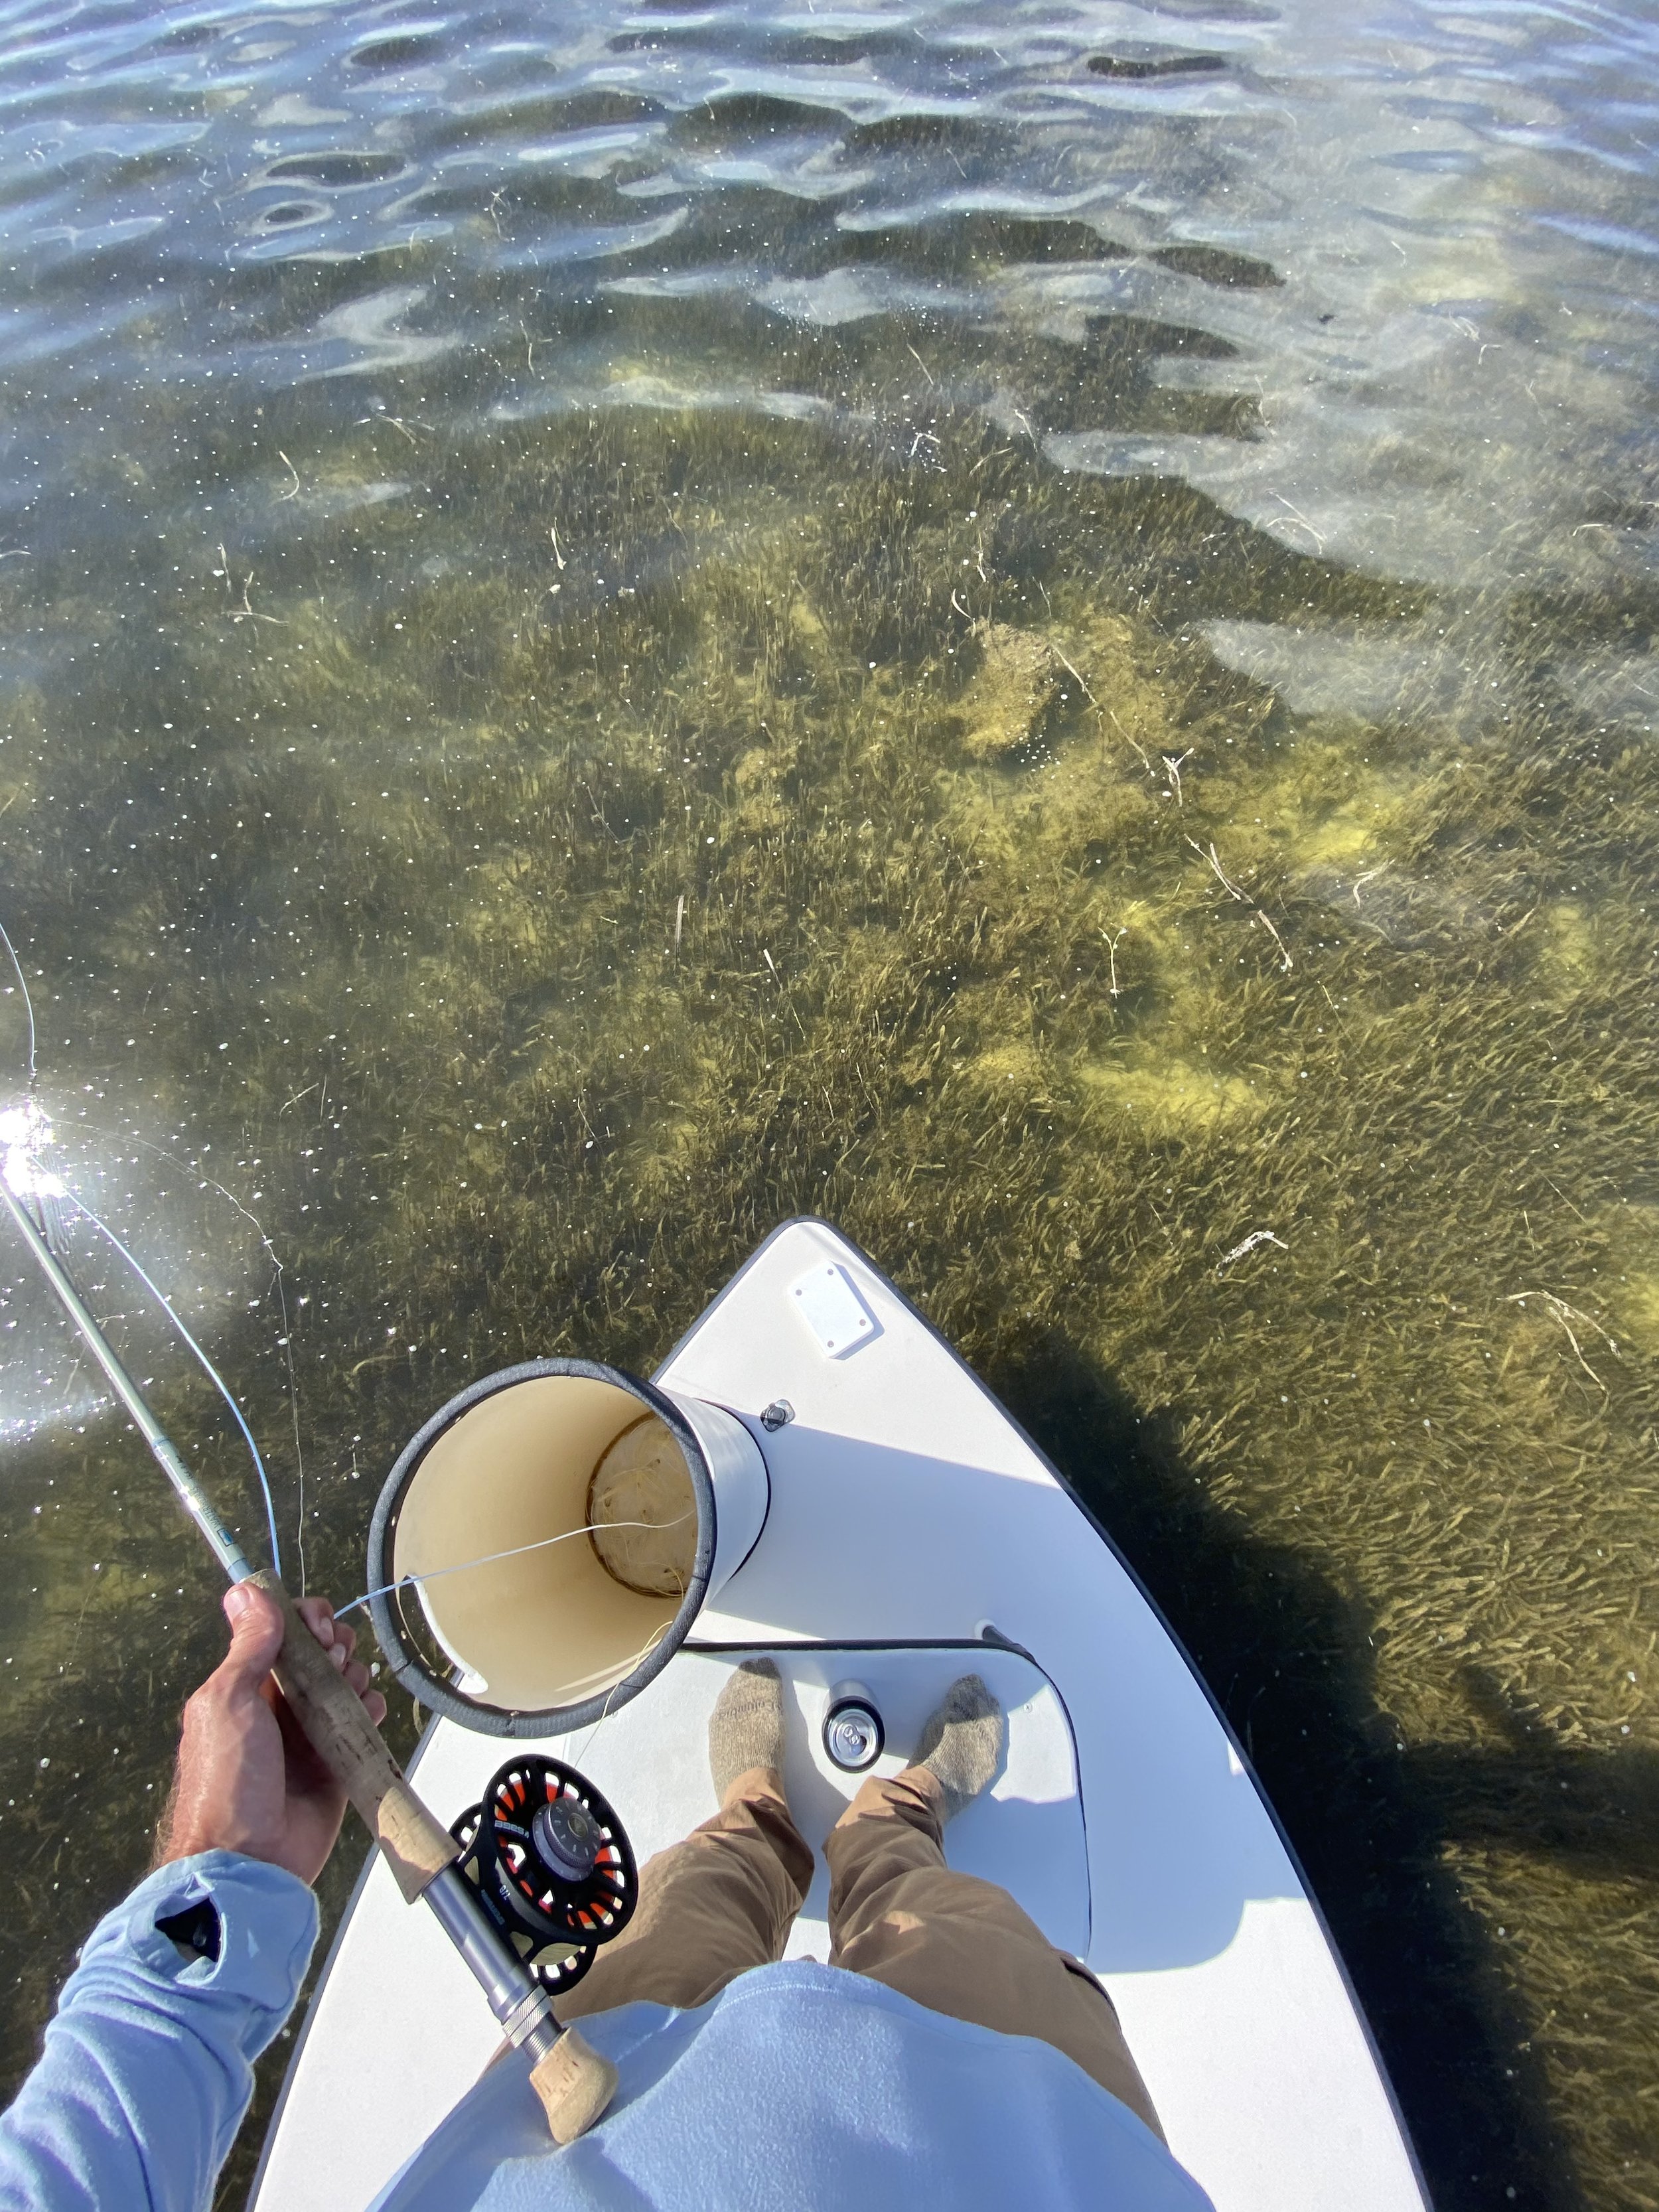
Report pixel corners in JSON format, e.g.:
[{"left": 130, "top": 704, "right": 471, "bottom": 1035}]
[{"left": 449, "top": 1755, "right": 637, "bottom": 1995}]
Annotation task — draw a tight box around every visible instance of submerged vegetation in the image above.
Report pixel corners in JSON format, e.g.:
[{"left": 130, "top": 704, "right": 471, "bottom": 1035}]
[{"left": 0, "top": 389, "right": 1654, "bottom": 2205}]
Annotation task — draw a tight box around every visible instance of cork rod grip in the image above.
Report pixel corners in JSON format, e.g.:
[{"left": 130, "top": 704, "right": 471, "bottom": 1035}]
[
  {"left": 531, "top": 2028, "right": 619, "bottom": 2143},
  {"left": 250, "top": 1568, "right": 459, "bottom": 1903}
]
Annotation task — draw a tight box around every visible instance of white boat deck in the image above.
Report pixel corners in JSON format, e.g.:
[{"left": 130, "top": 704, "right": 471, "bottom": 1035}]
[{"left": 253, "top": 1218, "right": 1427, "bottom": 2212}]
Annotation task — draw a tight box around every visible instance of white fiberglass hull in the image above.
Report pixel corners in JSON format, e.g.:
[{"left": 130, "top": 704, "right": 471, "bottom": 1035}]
[{"left": 253, "top": 1218, "right": 1428, "bottom": 2212}]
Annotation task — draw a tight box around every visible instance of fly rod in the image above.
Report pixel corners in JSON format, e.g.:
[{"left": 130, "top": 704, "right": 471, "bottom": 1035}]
[{"left": 0, "top": 1177, "right": 616, "bottom": 2143}]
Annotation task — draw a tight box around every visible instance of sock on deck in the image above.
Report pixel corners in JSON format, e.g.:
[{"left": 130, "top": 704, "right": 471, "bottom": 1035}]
[
  {"left": 709, "top": 1657, "right": 786, "bottom": 1803},
  {"left": 910, "top": 1674, "right": 1005, "bottom": 1822}
]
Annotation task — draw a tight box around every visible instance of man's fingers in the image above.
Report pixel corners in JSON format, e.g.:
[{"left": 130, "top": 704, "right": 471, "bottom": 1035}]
[
  {"left": 294, "top": 1595, "right": 360, "bottom": 1674},
  {"left": 295, "top": 1597, "right": 355, "bottom": 1671},
  {"left": 220, "top": 1582, "right": 286, "bottom": 1686},
  {"left": 294, "top": 1594, "right": 336, "bottom": 1648},
  {"left": 279, "top": 1593, "right": 384, "bottom": 1726}
]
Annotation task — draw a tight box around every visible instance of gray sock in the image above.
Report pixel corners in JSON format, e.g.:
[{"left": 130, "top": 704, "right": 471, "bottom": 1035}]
[
  {"left": 709, "top": 1657, "right": 785, "bottom": 1802},
  {"left": 910, "top": 1674, "right": 1005, "bottom": 1822}
]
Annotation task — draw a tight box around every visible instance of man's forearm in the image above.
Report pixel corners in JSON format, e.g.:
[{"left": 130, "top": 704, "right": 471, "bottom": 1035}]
[{"left": 0, "top": 1852, "right": 317, "bottom": 2212}]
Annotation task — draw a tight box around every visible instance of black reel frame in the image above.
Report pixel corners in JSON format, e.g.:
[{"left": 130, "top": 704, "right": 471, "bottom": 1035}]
[{"left": 449, "top": 1754, "right": 638, "bottom": 1994}]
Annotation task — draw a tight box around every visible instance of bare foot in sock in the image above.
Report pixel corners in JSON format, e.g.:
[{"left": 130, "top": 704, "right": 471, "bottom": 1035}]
[
  {"left": 910, "top": 1674, "right": 1005, "bottom": 1822},
  {"left": 709, "top": 1657, "right": 785, "bottom": 1803}
]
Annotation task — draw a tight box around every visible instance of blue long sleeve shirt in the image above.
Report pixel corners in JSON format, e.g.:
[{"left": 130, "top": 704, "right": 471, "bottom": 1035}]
[
  {"left": 0, "top": 1852, "right": 317, "bottom": 2212},
  {"left": 0, "top": 1854, "right": 1215, "bottom": 2212}
]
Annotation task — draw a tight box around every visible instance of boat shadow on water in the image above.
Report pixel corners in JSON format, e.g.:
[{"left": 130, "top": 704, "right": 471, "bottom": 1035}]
[{"left": 990, "top": 1331, "right": 1658, "bottom": 2212}]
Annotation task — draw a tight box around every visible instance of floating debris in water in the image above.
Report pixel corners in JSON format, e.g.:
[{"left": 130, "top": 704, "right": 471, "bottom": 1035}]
[{"left": 1216, "top": 1229, "right": 1289, "bottom": 1272}]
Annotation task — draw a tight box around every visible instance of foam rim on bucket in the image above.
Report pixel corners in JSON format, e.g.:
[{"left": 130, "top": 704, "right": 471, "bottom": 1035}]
[{"left": 366, "top": 1357, "right": 716, "bottom": 1739}]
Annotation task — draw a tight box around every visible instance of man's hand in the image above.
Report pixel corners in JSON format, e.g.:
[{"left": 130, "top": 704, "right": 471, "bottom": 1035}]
[{"left": 157, "top": 1583, "right": 388, "bottom": 1887}]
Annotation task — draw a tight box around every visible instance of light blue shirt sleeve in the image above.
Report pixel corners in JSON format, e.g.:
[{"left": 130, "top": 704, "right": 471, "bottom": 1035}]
[{"left": 0, "top": 1851, "right": 318, "bottom": 2212}]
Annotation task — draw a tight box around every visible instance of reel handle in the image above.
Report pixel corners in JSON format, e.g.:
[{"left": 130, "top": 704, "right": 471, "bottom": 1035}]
[{"left": 250, "top": 1568, "right": 459, "bottom": 1902}]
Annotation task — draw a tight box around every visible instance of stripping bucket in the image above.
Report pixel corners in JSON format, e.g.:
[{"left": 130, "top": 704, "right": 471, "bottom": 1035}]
[{"left": 367, "top": 1359, "right": 768, "bottom": 1735}]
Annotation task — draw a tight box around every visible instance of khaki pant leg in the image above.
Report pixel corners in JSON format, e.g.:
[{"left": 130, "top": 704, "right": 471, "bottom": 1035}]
[
  {"left": 557, "top": 1766, "right": 812, "bottom": 2020},
  {"left": 824, "top": 1767, "right": 1165, "bottom": 2142}
]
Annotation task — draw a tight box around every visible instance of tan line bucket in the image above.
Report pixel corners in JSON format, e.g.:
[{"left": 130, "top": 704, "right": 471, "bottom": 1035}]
[{"left": 366, "top": 1359, "right": 768, "bottom": 1736}]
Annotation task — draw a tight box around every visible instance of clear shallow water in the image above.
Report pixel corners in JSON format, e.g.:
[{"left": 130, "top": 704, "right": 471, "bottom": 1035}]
[{"left": 0, "top": 0, "right": 1657, "bottom": 2204}]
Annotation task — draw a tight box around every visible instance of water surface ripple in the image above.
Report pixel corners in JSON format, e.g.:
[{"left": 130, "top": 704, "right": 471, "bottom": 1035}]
[{"left": 0, "top": 1, "right": 1656, "bottom": 2207}]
